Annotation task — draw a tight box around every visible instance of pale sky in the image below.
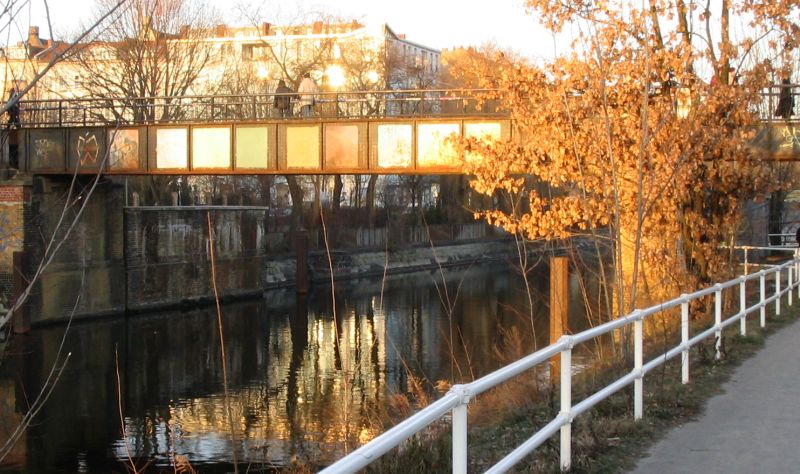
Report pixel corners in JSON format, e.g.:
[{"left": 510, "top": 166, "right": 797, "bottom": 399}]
[{"left": 20, "top": 0, "right": 560, "bottom": 61}]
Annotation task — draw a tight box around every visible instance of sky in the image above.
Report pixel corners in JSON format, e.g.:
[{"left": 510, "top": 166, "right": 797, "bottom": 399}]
[{"left": 20, "top": 0, "right": 560, "bottom": 61}]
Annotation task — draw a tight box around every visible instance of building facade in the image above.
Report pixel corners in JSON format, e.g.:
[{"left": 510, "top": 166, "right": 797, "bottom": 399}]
[{"left": 0, "top": 20, "right": 440, "bottom": 102}]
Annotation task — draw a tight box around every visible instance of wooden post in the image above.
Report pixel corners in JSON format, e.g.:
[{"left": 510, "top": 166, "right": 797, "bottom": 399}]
[
  {"left": 550, "top": 256, "right": 569, "bottom": 380},
  {"left": 295, "top": 232, "right": 309, "bottom": 294},
  {"left": 11, "top": 251, "right": 29, "bottom": 334}
]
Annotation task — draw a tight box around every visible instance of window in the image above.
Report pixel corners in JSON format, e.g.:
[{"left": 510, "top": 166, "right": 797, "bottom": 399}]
[{"left": 242, "top": 44, "right": 254, "bottom": 60}]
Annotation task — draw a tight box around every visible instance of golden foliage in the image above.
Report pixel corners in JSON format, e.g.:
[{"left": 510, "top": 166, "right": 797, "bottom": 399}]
[{"left": 455, "top": 0, "right": 798, "bottom": 309}]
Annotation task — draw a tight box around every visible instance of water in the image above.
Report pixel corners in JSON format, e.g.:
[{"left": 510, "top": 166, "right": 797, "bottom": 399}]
[{"left": 0, "top": 260, "right": 601, "bottom": 473}]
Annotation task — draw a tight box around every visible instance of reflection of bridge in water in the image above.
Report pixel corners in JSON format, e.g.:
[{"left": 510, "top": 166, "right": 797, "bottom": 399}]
[{"left": 6, "top": 86, "right": 800, "bottom": 176}]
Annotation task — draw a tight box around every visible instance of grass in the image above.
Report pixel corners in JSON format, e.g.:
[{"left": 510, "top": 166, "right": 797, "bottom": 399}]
[{"left": 356, "top": 301, "right": 800, "bottom": 473}]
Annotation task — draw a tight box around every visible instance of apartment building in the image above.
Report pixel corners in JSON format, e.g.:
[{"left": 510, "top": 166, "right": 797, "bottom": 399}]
[{"left": 0, "top": 19, "right": 440, "bottom": 101}]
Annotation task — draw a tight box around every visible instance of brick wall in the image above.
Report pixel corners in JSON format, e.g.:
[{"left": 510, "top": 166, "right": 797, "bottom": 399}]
[{"left": 0, "top": 182, "right": 29, "bottom": 304}]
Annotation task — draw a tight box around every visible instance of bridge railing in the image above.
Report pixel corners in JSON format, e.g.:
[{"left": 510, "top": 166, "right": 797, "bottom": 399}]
[
  {"left": 321, "top": 257, "right": 799, "bottom": 473},
  {"left": 16, "top": 89, "right": 503, "bottom": 127},
  {"left": 759, "top": 83, "right": 799, "bottom": 123},
  {"left": 14, "top": 84, "right": 798, "bottom": 128}
]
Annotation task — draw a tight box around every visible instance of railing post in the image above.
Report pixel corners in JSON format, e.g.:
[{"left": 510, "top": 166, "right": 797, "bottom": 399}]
[
  {"left": 789, "top": 266, "right": 794, "bottom": 306},
  {"left": 681, "top": 297, "right": 690, "bottom": 384},
  {"left": 775, "top": 267, "right": 781, "bottom": 316},
  {"left": 714, "top": 285, "right": 722, "bottom": 360},
  {"left": 740, "top": 278, "right": 747, "bottom": 336},
  {"left": 452, "top": 385, "right": 469, "bottom": 474},
  {"left": 760, "top": 271, "right": 766, "bottom": 328},
  {"left": 796, "top": 256, "right": 800, "bottom": 299},
  {"left": 743, "top": 248, "right": 749, "bottom": 275},
  {"left": 634, "top": 313, "right": 644, "bottom": 420},
  {"left": 559, "top": 336, "right": 573, "bottom": 472}
]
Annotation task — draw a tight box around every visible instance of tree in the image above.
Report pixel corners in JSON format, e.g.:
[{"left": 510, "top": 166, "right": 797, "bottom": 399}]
[
  {"left": 64, "top": 0, "right": 222, "bottom": 205},
  {"left": 439, "top": 44, "right": 520, "bottom": 89},
  {"left": 0, "top": 3, "right": 129, "bottom": 461},
  {"left": 459, "top": 0, "right": 798, "bottom": 318},
  {"left": 69, "top": 0, "right": 220, "bottom": 122}
]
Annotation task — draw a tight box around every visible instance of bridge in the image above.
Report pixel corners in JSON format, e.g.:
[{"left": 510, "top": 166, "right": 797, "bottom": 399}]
[
  {"left": 4, "top": 85, "right": 800, "bottom": 176},
  {"left": 5, "top": 89, "right": 509, "bottom": 175}
]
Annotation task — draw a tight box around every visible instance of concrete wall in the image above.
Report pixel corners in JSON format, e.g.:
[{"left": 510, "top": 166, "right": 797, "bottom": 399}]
[
  {"left": 24, "top": 177, "right": 126, "bottom": 323},
  {"left": 125, "top": 207, "right": 268, "bottom": 312},
  {"left": 22, "top": 178, "right": 268, "bottom": 323}
]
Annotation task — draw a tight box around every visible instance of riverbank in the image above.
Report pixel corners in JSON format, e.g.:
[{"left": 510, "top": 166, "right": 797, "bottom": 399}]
[{"left": 264, "top": 239, "right": 520, "bottom": 287}]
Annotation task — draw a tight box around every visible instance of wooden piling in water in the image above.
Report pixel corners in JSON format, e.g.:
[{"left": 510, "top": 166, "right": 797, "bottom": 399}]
[{"left": 550, "top": 256, "right": 569, "bottom": 379}]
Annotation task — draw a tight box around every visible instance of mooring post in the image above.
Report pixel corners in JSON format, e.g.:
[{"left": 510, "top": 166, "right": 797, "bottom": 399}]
[
  {"left": 11, "top": 251, "right": 29, "bottom": 334},
  {"left": 295, "top": 231, "right": 309, "bottom": 294},
  {"left": 550, "top": 256, "right": 569, "bottom": 379}
]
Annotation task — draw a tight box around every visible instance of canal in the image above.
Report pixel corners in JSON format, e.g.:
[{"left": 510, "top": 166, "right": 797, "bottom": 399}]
[{"left": 0, "top": 258, "right": 603, "bottom": 473}]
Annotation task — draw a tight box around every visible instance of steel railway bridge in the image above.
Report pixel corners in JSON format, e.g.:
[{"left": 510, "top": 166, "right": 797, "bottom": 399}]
[{"left": 2, "top": 85, "right": 799, "bottom": 177}]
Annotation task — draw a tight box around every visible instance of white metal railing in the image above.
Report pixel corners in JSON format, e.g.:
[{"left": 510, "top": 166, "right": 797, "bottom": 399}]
[
  {"left": 767, "top": 233, "right": 797, "bottom": 247},
  {"left": 321, "top": 257, "right": 800, "bottom": 473},
  {"left": 735, "top": 245, "right": 797, "bottom": 275}
]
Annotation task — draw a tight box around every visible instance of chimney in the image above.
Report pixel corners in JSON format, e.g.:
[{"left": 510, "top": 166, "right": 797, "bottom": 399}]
[
  {"left": 215, "top": 24, "right": 227, "bottom": 37},
  {"left": 28, "top": 26, "right": 44, "bottom": 50},
  {"left": 179, "top": 25, "right": 189, "bottom": 37},
  {"left": 261, "top": 22, "right": 271, "bottom": 36}
]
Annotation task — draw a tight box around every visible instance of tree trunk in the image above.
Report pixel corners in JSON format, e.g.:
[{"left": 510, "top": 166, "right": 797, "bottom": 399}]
[
  {"left": 310, "top": 176, "right": 322, "bottom": 231},
  {"left": 259, "top": 176, "right": 273, "bottom": 207},
  {"left": 440, "top": 175, "right": 467, "bottom": 223},
  {"left": 353, "top": 175, "right": 363, "bottom": 208},
  {"left": 287, "top": 176, "right": 304, "bottom": 234},
  {"left": 332, "top": 175, "right": 343, "bottom": 215},
  {"left": 366, "top": 175, "right": 378, "bottom": 228},
  {"left": 768, "top": 190, "right": 787, "bottom": 246}
]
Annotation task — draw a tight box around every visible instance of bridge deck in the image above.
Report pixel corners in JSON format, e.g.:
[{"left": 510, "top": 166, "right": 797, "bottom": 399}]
[
  {"left": 5, "top": 86, "right": 800, "bottom": 176},
  {"left": 7, "top": 89, "right": 512, "bottom": 175}
]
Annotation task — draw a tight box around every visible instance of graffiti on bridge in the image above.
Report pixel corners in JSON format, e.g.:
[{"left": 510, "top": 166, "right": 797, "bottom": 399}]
[{"left": 779, "top": 125, "right": 800, "bottom": 150}]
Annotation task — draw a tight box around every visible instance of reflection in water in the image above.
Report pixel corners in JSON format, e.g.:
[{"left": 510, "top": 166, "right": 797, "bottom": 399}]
[{"left": 0, "top": 260, "right": 601, "bottom": 473}]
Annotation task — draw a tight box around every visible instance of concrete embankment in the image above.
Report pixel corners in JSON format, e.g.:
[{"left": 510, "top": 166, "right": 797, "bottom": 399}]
[{"left": 263, "top": 240, "right": 519, "bottom": 288}]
